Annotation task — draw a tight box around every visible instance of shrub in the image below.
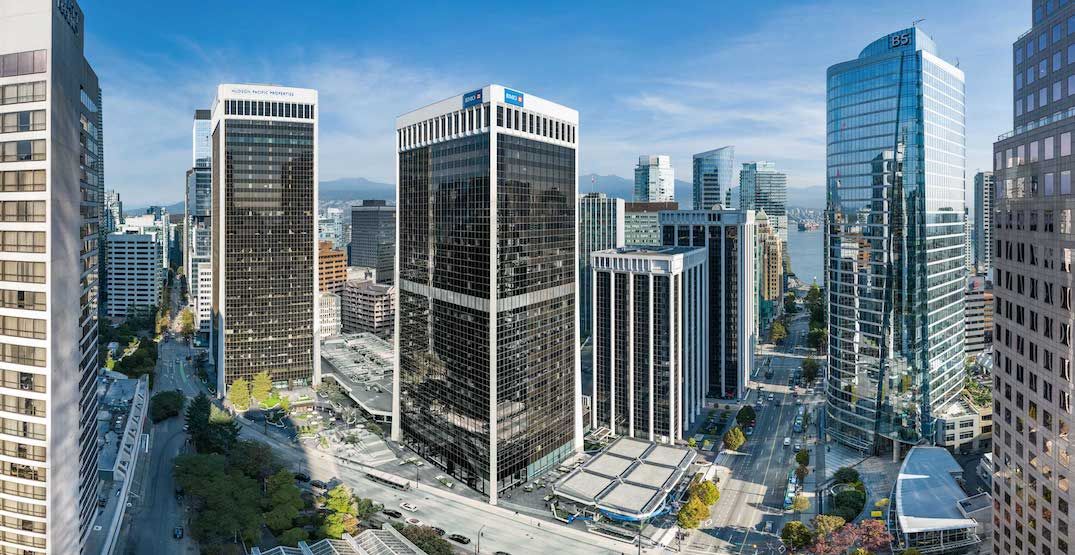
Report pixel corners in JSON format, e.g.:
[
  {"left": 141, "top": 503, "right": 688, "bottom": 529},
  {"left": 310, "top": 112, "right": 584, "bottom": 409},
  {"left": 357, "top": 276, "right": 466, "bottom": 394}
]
[{"left": 833, "top": 467, "right": 861, "bottom": 484}]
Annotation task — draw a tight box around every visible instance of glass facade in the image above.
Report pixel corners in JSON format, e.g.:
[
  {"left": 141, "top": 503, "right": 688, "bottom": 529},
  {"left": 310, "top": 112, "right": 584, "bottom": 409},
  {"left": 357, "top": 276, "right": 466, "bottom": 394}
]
[
  {"left": 217, "top": 118, "right": 316, "bottom": 387},
  {"left": 693, "top": 146, "right": 734, "bottom": 210},
  {"left": 825, "top": 28, "right": 967, "bottom": 452},
  {"left": 350, "top": 200, "right": 395, "bottom": 283},
  {"left": 578, "top": 193, "right": 623, "bottom": 339},
  {"left": 398, "top": 96, "right": 576, "bottom": 499}
]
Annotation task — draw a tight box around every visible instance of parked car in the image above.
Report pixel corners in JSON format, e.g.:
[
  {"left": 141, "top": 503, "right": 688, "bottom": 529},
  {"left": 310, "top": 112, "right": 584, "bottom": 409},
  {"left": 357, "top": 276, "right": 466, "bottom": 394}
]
[
  {"left": 430, "top": 527, "right": 446, "bottom": 537},
  {"left": 405, "top": 517, "right": 423, "bottom": 526},
  {"left": 293, "top": 472, "right": 311, "bottom": 483},
  {"left": 763, "top": 520, "right": 773, "bottom": 533},
  {"left": 794, "top": 442, "right": 802, "bottom": 451},
  {"left": 448, "top": 534, "right": 472, "bottom": 545},
  {"left": 400, "top": 502, "right": 419, "bottom": 512},
  {"left": 310, "top": 480, "right": 328, "bottom": 490},
  {"left": 783, "top": 437, "right": 791, "bottom": 447},
  {"left": 382, "top": 509, "right": 403, "bottom": 519},
  {"left": 173, "top": 527, "right": 184, "bottom": 540}
]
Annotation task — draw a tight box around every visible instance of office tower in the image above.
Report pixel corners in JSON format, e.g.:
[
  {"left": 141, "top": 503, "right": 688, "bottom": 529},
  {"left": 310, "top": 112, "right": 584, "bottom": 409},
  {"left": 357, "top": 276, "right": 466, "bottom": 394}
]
[
  {"left": 757, "top": 210, "right": 783, "bottom": 326},
  {"left": 186, "top": 109, "right": 212, "bottom": 335},
  {"left": 0, "top": 1, "right": 103, "bottom": 550},
  {"left": 591, "top": 246, "right": 707, "bottom": 443},
  {"left": 826, "top": 28, "right": 966, "bottom": 455},
  {"left": 693, "top": 146, "right": 734, "bottom": 210},
  {"left": 106, "top": 231, "right": 163, "bottom": 318},
  {"left": 341, "top": 279, "right": 395, "bottom": 338},
  {"left": 211, "top": 84, "right": 319, "bottom": 391},
  {"left": 318, "top": 240, "right": 347, "bottom": 293},
  {"left": 964, "top": 276, "right": 993, "bottom": 356},
  {"left": 740, "top": 161, "right": 788, "bottom": 243},
  {"left": 578, "top": 192, "right": 625, "bottom": 340},
  {"left": 634, "top": 155, "right": 675, "bottom": 203},
  {"left": 319, "top": 206, "right": 344, "bottom": 248},
  {"left": 394, "top": 85, "right": 580, "bottom": 503},
  {"left": 103, "top": 189, "right": 122, "bottom": 233},
  {"left": 992, "top": 3, "right": 1075, "bottom": 554},
  {"left": 964, "top": 207, "right": 973, "bottom": 270},
  {"left": 319, "top": 291, "right": 341, "bottom": 339},
  {"left": 973, "top": 171, "right": 994, "bottom": 273},
  {"left": 624, "top": 201, "right": 678, "bottom": 247},
  {"left": 349, "top": 200, "right": 395, "bottom": 283},
  {"left": 123, "top": 213, "right": 169, "bottom": 270},
  {"left": 659, "top": 209, "right": 757, "bottom": 400}
]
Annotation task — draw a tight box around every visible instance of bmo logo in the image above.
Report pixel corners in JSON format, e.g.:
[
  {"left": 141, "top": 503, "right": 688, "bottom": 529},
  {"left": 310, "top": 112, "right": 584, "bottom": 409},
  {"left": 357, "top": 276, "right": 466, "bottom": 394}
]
[{"left": 889, "top": 32, "right": 910, "bottom": 48}]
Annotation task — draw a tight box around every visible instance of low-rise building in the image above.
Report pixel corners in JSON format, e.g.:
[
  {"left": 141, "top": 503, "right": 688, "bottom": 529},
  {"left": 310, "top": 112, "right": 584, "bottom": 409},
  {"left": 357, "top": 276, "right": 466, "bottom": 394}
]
[
  {"left": 106, "top": 231, "right": 163, "bottom": 318},
  {"left": 319, "top": 240, "right": 348, "bottom": 293},
  {"left": 320, "top": 333, "right": 393, "bottom": 423},
  {"left": 341, "top": 280, "right": 395, "bottom": 338},
  {"left": 933, "top": 390, "right": 992, "bottom": 455},
  {"left": 251, "top": 524, "right": 427, "bottom": 555},
  {"left": 319, "top": 292, "right": 341, "bottom": 339},
  {"left": 891, "top": 446, "right": 982, "bottom": 554}
]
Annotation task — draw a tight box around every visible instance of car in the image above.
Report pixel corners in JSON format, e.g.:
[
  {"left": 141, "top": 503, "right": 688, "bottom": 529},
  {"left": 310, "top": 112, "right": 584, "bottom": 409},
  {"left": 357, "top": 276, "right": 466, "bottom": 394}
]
[
  {"left": 794, "top": 443, "right": 802, "bottom": 451},
  {"left": 744, "top": 427, "right": 754, "bottom": 436},
  {"left": 430, "top": 527, "right": 446, "bottom": 537},
  {"left": 405, "top": 517, "right": 424, "bottom": 526},
  {"left": 382, "top": 509, "right": 403, "bottom": 519},
  {"left": 763, "top": 520, "right": 774, "bottom": 533},
  {"left": 400, "top": 502, "right": 419, "bottom": 512},
  {"left": 173, "top": 527, "right": 184, "bottom": 540},
  {"left": 448, "top": 534, "right": 472, "bottom": 545},
  {"left": 783, "top": 437, "right": 791, "bottom": 447},
  {"left": 768, "top": 393, "right": 775, "bottom": 401},
  {"left": 293, "top": 472, "right": 311, "bottom": 483},
  {"left": 756, "top": 397, "right": 764, "bottom": 406},
  {"left": 310, "top": 480, "right": 328, "bottom": 490}
]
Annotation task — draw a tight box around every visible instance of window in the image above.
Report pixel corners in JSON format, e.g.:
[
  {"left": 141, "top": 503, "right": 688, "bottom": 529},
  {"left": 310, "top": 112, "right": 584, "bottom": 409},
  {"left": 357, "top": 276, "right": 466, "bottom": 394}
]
[
  {"left": 1042, "top": 88, "right": 1049, "bottom": 108},
  {"left": 1064, "top": 132, "right": 1073, "bottom": 156},
  {"left": 1042, "top": 60, "right": 1049, "bottom": 79},
  {"left": 0, "top": 50, "right": 45, "bottom": 78},
  {"left": 0, "top": 202, "right": 44, "bottom": 223},
  {"left": 1056, "top": 81, "right": 1064, "bottom": 102},
  {"left": 1056, "top": 52, "right": 1063, "bottom": 72},
  {"left": 0, "top": 171, "right": 44, "bottom": 192},
  {"left": 0, "top": 317, "right": 43, "bottom": 340},
  {"left": 1064, "top": 171, "right": 1072, "bottom": 194},
  {"left": 0, "top": 111, "right": 44, "bottom": 134},
  {"left": 0, "top": 262, "right": 43, "bottom": 284},
  {"left": 1032, "top": 141, "right": 1041, "bottom": 162},
  {"left": 0, "top": 82, "right": 45, "bottom": 106},
  {"left": 1047, "top": 136, "right": 1056, "bottom": 160},
  {"left": 1029, "top": 92, "right": 1036, "bottom": 111},
  {"left": 0, "top": 232, "right": 44, "bottom": 254},
  {"left": 0, "top": 141, "right": 44, "bottom": 163}
]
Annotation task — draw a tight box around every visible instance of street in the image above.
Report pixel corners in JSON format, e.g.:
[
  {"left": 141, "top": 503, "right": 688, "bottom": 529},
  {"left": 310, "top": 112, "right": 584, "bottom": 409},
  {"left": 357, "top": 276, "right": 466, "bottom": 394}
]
[{"left": 685, "top": 313, "right": 822, "bottom": 554}]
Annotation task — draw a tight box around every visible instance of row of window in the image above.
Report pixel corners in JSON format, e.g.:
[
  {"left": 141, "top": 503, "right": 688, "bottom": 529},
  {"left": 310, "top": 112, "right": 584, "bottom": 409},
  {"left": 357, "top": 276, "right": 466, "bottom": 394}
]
[
  {"left": 0, "top": 170, "right": 45, "bottom": 193},
  {"left": 0, "top": 51, "right": 45, "bottom": 79},
  {"left": 1016, "top": 74, "right": 1075, "bottom": 116},
  {"left": 0, "top": 111, "right": 44, "bottom": 136},
  {"left": 0, "top": 202, "right": 44, "bottom": 224},
  {"left": 397, "top": 103, "right": 577, "bottom": 150},
  {"left": 0, "top": 141, "right": 44, "bottom": 163},
  {"left": 223, "top": 99, "right": 314, "bottom": 120},
  {"left": 0, "top": 82, "right": 45, "bottom": 107}
]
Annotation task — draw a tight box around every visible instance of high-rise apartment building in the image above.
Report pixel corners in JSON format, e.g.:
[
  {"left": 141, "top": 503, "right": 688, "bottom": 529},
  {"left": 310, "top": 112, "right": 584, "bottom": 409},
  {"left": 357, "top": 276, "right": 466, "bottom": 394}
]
[
  {"left": 659, "top": 209, "right": 757, "bottom": 400},
  {"left": 394, "top": 85, "right": 580, "bottom": 503},
  {"left": 106, "top": 231, "right": 163, "bottom": 318},
  {"left": 0, "top": 1, "right": 104, "bottom": 550},
  {"left": 103, "top": 189, "right": 122, "bottom": 233},
  {"left": 973, "top": 171, "right": 994, "bottom": 273},
  {"left": 964, "top": 276, "right": 993, "bottom": 356},
  {"left": 578, "top": 192, "right": 624, "bottom": 340},
  {"left": 634, "top": 155, "right": 675, "bottom": 203},
  {"left": 318, "top": 240, "right": 347, "bottom": 293},
  {"left": 186, "top": 109, "right": 212, "bottom": 336},
  {"left": 624, "top": 201, "right": 677, "bottom": 247},
  {"left": 739, "top": 161, "right": 788, "bottom": 244},
  {"left": 591, "top": 246, "right": 707, "bottom": 443},
  {"left": 341, "top": 279, "right": 395, "bottom": 338},
  {"left": 693, "top": 146, "right": 734, "bottom": 210},
  {"left": 211, "top": 84, "right": 319, "bottom": 391},
  {"left": 350, "top": 200, "right": 395, "bottom": 283},
  {"left": 757, "top": 209, "right": 783, "bottom": 303},
  {"left": 826, "top": 28, "right": 966, "bottom": 455},
  {"left": 991, "top": 3, "right": 1075, "bottom": 554}
]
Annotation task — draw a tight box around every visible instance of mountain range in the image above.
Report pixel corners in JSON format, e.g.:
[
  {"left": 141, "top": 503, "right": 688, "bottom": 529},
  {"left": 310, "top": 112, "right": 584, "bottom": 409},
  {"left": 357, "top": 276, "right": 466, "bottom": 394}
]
[{"left": 126, "top": 176, "right": 825, "bottom": 214}]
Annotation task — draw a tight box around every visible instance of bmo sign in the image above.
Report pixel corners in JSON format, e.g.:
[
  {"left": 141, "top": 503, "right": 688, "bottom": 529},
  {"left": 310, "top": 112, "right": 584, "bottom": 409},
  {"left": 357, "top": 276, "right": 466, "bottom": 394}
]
[{"left": 889, "top": 32, "right": 911, "bottom": 49}]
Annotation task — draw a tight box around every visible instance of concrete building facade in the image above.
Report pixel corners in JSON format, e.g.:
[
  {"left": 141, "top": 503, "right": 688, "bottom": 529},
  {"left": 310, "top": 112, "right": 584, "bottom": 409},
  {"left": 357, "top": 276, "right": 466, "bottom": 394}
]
[{"left": 105, "top": 232, "right": 162, "bottom": 318}]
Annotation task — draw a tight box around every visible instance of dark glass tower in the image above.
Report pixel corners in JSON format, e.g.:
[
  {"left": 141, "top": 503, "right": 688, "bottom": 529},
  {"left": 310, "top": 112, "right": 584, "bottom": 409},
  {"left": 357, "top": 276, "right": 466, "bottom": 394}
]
[
  {"left": 393, "top": 85, "right": 581, "bottom": 504},
  {"left": 211, "top": 85, "right": 319, "bottom": 390},
  {"left": 349, "top": 199, "right": 395, "bottom": 283}
]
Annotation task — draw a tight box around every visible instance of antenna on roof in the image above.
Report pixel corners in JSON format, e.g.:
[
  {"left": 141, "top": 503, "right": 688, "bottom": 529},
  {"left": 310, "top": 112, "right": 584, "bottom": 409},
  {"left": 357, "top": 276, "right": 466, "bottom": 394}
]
[
  {"left": 591, "top": 174, "right": 596, "bottom": 193},
  {"left": 912, "top": 18, "right": 926, "bottom": 27}
]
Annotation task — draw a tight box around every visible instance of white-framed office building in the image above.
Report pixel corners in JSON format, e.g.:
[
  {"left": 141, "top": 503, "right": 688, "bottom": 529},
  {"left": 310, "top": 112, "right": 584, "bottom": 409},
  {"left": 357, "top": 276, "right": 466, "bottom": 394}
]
[
  {"left": 659, "top": 210, "right": 757, "bottom": 400},
  {"left": 634, "top": 155, "right": 675, "bottom": 203},
  {"left": 578, "top": 192, "right": 625, "bottom": 340},
  {"left": 591, "top": 247, "right": 707, "bottom": 443},
  {"left": 105, "top": 231, "right": 162, "bottom": 318},
  {"left": 0, "top": 0, "right": 104, "bottom": 551},
  {"left": 211, "top": 84, "right": 320, "bottom": 392}
]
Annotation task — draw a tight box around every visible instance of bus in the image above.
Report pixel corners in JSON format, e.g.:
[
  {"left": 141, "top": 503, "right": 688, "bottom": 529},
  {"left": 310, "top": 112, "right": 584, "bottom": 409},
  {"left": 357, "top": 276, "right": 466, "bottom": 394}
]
[{"left": 365, "top": 471, "right": 411, "bottom": 491}]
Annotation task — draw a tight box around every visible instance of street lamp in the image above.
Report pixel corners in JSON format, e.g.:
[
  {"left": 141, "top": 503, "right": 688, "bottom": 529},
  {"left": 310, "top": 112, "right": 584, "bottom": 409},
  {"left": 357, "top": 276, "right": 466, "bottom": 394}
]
[{"left": 476, "top": 524, "right": 487, "bottom": 554}]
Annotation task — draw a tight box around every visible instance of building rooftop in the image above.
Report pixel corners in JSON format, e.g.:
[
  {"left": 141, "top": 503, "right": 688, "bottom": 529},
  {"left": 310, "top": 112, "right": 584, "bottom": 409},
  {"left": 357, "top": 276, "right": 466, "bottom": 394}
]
[
  {"left": 895, "top": 446, "right": 979, "bottom": 534},
  {"left": 551, "top": 437, "right": 696, "bottom": 520},
  {"left": 252, "top": 525, "right": 427, "bottom": 555},
  {"left": 321, "top": 333, "right": 394, "bottom": 417}
]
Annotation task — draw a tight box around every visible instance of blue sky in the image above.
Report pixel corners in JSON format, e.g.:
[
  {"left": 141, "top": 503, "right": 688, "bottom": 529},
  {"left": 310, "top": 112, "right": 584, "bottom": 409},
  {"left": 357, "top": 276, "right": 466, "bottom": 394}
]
[{"left": 83, "top": 0, "right": 1025, "bottom": 207}]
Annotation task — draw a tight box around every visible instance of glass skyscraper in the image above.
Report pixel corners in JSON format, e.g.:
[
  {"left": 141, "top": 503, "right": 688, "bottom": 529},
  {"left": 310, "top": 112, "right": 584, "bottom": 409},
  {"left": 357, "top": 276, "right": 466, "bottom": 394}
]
[
  {"left": 349, "top": 199, "right": 395, "bottom": 284},
  {"left": 740, "top": 161, "right": 788, "bottom": 244},
  {"left": 186, "top": 109, "right": 212, "bottom": 334},
  {"left": 634, "top": 155, "right": 675, "bottom": 202},
  {"left": 693, "top": 146, "right": 734, "bottom": 210},
  {"left": 393, "top": 85, "right": 581, "bottom": 504},
  {"left": 578, "top": 192, "right": 624, "bottom": 340},
  {"left": 825, "top": 28, "right": 967, "bottom": 454}
]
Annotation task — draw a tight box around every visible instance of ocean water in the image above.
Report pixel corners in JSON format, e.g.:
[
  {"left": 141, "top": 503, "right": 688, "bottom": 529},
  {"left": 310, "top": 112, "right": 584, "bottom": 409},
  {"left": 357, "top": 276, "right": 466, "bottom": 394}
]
[{"left": 787, "top": 227, "right": 824, "bottom": 286}]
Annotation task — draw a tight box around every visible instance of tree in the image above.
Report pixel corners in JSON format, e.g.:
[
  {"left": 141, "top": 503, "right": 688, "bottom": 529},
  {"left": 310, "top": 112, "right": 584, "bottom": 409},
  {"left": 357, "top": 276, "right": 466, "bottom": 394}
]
[
  {"left": 250, "top": 370, "right": 273, "bottom": 404},
  {"left": 173, "top": 453, "right": 264, "bottom": 547},
  {"left": 150, "top": 391, "right": 185, "bottom": 422},
  {"left": 795, "top": 464, "right": 810, "bottom": 483},
  {"left": 399, "top": 525, "right": 453, "bottom": 555},
  {"left": 813, "top": 514, "right": 846, "bottom": 537},
  {"left": 227, "top": 440, "right": 278, "bottom": 481},
  {"left": 796, "top": 449, "right": 810, "bottom": 467},
  {"left": 854, "top": 519, "right": 893, "bottom": 552},
  {"left": 736, "top": 405, "right": 757, "bottom": 427},
  {"left": 770, "top": 320, "right": 788, "bottom": 343},
  {"left": 830, "top": 489, "right": 867, "bottom": 522},
  {"left": 723, "top": 426, "right": 746, "bottom": 451},
  {"left": 278, "top": 527, "right": 309, "bottom": 547},
  {"left": 228, "top": 378, "right": 252, "bottom": 411},
  {"left": 266, "top": 469, "right": 304, "bottom": 513},
  {"left": 781, "top": 521, "right": 813, "bottom": 550},
  {"left": 354, "top": 497, "right": 382, "bottom": 521},
  {"left": 784, "top": 292, "right": 799, "bottom": 314},
  {"left": 185, "top": 392, "right": 211, "bottom": 445},
  {"left": 688, "top": 437, "right": 697, "bottom": 448},
  {"left": 322, "top": 484, "right": 357, "bottom": 516},
  {"left": 177, "top": 308, "right": 196, "bottom": 340},
  {"left": 689, "top": 480, "right": 720, "bottom": 506},
  {"left": 264, "top": 504, "right": 299, "bottom": 533},
  {"left": 848, "top": 549, "right": 871, "bottom": 555},
  {"left": 320, "top": 512, "right": 347, "bottom": 539},
  {"left": 791, "top": 494, "right": 810, "bottom": 514},
  {"left": 677, "top": 495, "right": 709, "bottom": 529},
  {"left": 802, "top": 357, "right": 820, "bottom": 384},
  {"left": 833, "top": 467, "right": 861, "bottom": 484}
]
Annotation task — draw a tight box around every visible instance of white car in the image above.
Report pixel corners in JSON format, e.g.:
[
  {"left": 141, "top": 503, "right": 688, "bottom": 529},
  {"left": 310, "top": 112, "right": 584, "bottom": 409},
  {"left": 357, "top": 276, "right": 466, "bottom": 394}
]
[
  {"left": 794, "top": 443, "right": 802, "bottom": 451},
  {"left": 783, "top": 437, "right": 791, "bottom": 447},
  {"left": 768, "top": 393, "right": 775, "bottom": 401},
  {"left": 400, "top": 502, "right": 419, "bottom": 512}
]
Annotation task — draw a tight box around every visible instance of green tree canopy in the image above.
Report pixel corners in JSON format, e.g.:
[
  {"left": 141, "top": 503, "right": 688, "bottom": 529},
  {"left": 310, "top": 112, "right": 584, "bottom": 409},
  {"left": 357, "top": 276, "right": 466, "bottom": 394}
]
[
  {"left": 322, "top": 484, "right": 356, "bottom": 516},
  {"left": 813, "top": 514, "right": 846, "bottom": 537},
  {"left": 780, "top": 521, "right": 813, "bottom": 550},
  {"left": 833, "top": 467, "right": 861, "bottom": 484},
  {"left": 791, "top": 494, "right": 810, "bottom": 514},
  {"left": 228, "top": 378, "right": 251, "bottom": 411},
  {"left": 278, "top": 527, "right": 309, "bottom": 548},
  {"left": 770, "top": 320, "right": 788, "bottom": 343},
  {"left": 150, "top": 391, "right": 185, "bottom": 423},
  {"left": 400, "top": 526, "right": 453, "bottom": 555},
  {"left": 677, "top": 495, "right": 709, "bottom": 529},
  {"left": 736, "top": 405, "right": 757, "bottom": 427},
  {"left": 250, "top": 371, "right": 273, "bottom": 404},
  {"left": 227, "top": 440, "right": 278, "bottom": 481},
  {"left": 802, "top": 356, "right": 820, "bottom": 383},
  {"left": 177, "top": 308, "right": 196, "bottom": 339},
  {"left": 795, "top": 448, "right": 810, "bottom": 467},
  {"left": 689, "top": 480, "right": 720, "bottom": 506},
  {"left": 795, "top": 464, "right": 810, "bottom": 483},
  {"left": 723, "top": 426, "right": 746, "bottom": 451}
]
